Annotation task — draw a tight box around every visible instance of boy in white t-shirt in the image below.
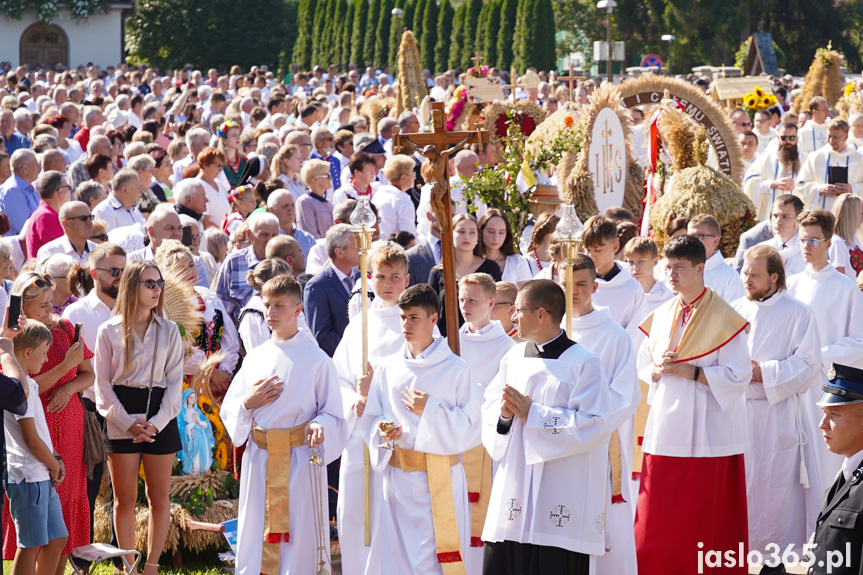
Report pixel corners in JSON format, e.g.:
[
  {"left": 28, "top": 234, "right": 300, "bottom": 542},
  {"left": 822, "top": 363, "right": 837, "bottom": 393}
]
[{"left": 6, "top": 321, "right": 67, "bottom": 574}]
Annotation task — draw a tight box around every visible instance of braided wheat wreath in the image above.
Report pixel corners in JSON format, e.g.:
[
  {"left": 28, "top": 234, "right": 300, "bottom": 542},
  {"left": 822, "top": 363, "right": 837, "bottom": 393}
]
[{"left": 618, "top": 75, "right": 745, "bottom": 187}]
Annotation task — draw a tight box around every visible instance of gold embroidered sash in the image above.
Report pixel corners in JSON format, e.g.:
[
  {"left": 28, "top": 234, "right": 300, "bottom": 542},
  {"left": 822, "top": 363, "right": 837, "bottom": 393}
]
[
  {"left": 251, "top": 420, "right": 310, "bottom": 575},
  {"left": 462, "top": 445, "right": 493, "bottom": 547},
  {"left": 389, "top": 447, "right": 465, "bottom": 575}
]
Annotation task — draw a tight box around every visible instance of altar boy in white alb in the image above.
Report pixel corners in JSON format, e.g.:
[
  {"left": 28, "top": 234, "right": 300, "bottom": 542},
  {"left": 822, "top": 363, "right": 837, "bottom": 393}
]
[
  {"left": 797, "top": 118, "right": 863, "bottom": 211},
  {"left": 635, "top": 235, "right": 751, "bottom": 575},
  {"left": 687, "top": 214, "right": 745, "bottom": 303},
  {"left": 222, "top": 276, "right": 345, "bottom": 575},
  {"left": 734, "top": 245, "right": 823, "bottom": 569},
  {"left": 332, "top": 244, "right": 411, "bottom": 575},
  {"left": 786, "top": 209, "right": 863, "bottom": 489},
  {"left": 582, "top": 216, "right": 646, "bottom": 335},
  {"left": 560, "top": 256, "right": 639, "bottom": 575},
  {"left": 455, "top": 273, "right": 516, "bottom": 575},
  {"left": 482, "top": 280, "right": 611, "bottom": 575},
  {"left": 361, "top": 284, "right": 482, "bottom": 575}
]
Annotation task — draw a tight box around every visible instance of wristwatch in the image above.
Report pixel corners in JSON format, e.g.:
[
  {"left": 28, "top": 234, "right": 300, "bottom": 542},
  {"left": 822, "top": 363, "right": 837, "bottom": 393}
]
[
  {"left": 54, "top": 455, "right": 63, "bottom": 462},
  {"left": 693, "top": 366, "right": 701, "bottom": 382}
]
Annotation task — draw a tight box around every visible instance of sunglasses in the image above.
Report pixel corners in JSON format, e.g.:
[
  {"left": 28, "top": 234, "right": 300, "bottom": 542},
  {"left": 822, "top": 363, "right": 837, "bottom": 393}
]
[
  {"left": 28, "top": 273, "right": 54, "bottom": 290},
  {"left": 140, "top": 278, "right": 165, "bottom": 290},
  {"left": 90, "top": 234, "right": 109, "bottom": 242},
  {"left": 66, "top": 214, "right": 95, "bottom": 222},
  {"left": 96, "top": 267, "right": 124, "bottom": 277},
  {"left": 779, "top": 135, "right": 797, "bottom": 141}
]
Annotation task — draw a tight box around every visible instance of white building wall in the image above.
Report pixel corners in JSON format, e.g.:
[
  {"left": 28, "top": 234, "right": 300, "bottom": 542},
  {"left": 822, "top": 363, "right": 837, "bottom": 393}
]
[{"left": 0, "top": 7, "right": 125, "bottom": 69}]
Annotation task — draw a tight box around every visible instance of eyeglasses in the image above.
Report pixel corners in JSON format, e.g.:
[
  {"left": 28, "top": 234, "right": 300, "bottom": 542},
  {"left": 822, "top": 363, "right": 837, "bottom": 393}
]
[
  {"left": 315, "top": 174, "right": 332, "bottom": 179},
  {"left": 515, "top": 306, "right": 539, "bottom": 314},
  {"left": 65, "top": 214, "right": 95, "bottom": 222},
  {"left": 799, "top": 237, "right": 828, "bottom": 247},
  {"left": 96, "top": 267, "right": 124, "bottom": 277},
  {"left": 27, "top": 273, "right": 54, "bottom": 290},
  {"left": 494, "top": 302, "right": 514, "bottom": 308},
  {"left": 734, "top": 121, "right": 751, "bottom": 127},
  {"left": 692, "top": 233, "right": 717, "bottom": 240},
  {"left": 140, "top": 278, "right": 165, "bottom": 290},
  {"left": 300, "top": 143, "right": 313, "bottom": 148},
  {"left": 90, "top": 234, "right": 109, "bottom": 242}
]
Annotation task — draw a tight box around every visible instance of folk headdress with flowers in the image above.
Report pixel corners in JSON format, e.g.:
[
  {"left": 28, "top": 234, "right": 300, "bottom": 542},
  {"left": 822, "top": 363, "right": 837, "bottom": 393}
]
[
  {"left": 228, "top": 183, "right": 254, "bottom": 203},
  {"left": 216, "top": 118, "right": 241, "bottom": 138}
]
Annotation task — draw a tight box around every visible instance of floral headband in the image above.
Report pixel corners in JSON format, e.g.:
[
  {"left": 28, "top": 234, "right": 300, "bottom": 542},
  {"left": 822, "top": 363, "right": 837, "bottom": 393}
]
[
  {"left": 228, "top": 184, "right": 254, "bottom": 203},
  {"left": 216, "top": 118, "right": 240, "bottom": 138}
]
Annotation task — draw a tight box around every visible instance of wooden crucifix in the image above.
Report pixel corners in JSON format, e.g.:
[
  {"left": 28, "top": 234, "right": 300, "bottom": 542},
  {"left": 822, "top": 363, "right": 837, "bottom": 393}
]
[
  {"left": 559, "top": 63, "right": 585, "bottom": 103},
  {"left": 502, "top": 67, "right": 525, "bottom": 102},
  {"left": 392, "top": 100, "right": 487, "bottom": 355},
  {"left": 470, "top": 52, "right": 484, "bottom": 68}
]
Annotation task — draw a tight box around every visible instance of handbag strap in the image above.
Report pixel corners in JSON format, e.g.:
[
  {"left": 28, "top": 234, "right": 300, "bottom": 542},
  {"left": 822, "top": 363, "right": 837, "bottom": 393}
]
[{"left": 143, "top": 322, "right": 160, "bottom": 416}]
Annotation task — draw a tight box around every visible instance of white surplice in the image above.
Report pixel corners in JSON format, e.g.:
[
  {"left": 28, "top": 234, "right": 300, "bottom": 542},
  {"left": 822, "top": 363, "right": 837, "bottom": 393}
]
[
  {"left": 796, "top": 144, "right": 863, "bottom": 211},
  {"left": 743, "top": 150, "right": 802, "bottom": 221},
  {"left": 567, "top": 309, "right": 640, "bottom": 575},
  {"left": 797, "top": 121, "right": 830, "bottom": 155},
  {"left": 703, "top": 251, "right": 746, "bottom": 304},
  {"left": 361, "top": 337, "right": 482, "bottom": 575},
  {"left": 481, "top": 341, "right": 612, "bottom": 556},
  {"left": 758, "top": 233, "right": 806, "bottom": 277},
  {"left": 331, "top": 300, "right": 405, "bottom": 575},
  {"left": 221, "top": 332, "right": 345, "bottom": 575},
  {"left": 456, "top": 320, "right": 515, "bottom": 575},
  {"left": 787, "top": 264, "right": 863, "bottom": 488},
  {"left": 594, "top": 264, "right": 646, "bottom": 336},
  {"left": 732, "top": 291, "right": 824, "bottom": 556},
  {"left": 642, "top": 277, "right": 675, "bottom": 316}
]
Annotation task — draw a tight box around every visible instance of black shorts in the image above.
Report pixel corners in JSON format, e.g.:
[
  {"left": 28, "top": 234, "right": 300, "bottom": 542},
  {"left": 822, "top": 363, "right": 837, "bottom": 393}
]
[{"left": 106, "top": 386, "right": 181, "bottom": 456}]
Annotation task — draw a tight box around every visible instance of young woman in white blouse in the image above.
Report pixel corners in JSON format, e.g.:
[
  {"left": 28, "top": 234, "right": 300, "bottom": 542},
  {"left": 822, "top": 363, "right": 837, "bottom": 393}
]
[
  {"left": 478, "top": 209, "right": 533, "bottom": 286},
  {"left": 94, "top": 260, "right": 184, "bottom": 575}
]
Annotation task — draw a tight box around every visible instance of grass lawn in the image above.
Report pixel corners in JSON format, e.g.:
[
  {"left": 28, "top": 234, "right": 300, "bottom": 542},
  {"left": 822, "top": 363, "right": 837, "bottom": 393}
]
[{"left": 3, "top": 549, "right": 228, "bottom": 575}]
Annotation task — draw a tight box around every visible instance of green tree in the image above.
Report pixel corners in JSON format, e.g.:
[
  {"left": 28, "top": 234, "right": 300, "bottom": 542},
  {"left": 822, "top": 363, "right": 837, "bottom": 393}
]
[
  {"left": 474, "top": 1, "right": 489, "bottom": 68},
  {"left": 419, "top": 0, "right": 438, "bottom": 71},
  {"left": 484, "top": 0, "right": 501, "bottom": 68},
  {"left": 388, "top": 0, "right": 405, "bottom": 71},
  {"left": 448, "top": 3, "right": 467, "bottom": 69},
  {"left": 320, "top": 0, "right": 337, "bottom": 66},
  {"left": 341, "top": 0, "right": 357, "bottom": 68},
  {"left": 292, "top": 0, "right": 317, "bottom": 69},
  {"left": 312, "top": 0, "right": 328, "bottom": 66},
  {"left": 376, "top": 0, "right": 395, "bottom": 68},
  {"left": 513, "top": 0, "right": 555, "bottom": 71},
  {"left": 330, "top": 0, "right": 346, "bottom": 67},
  {"left": 351, "top": 0, "right": 369, "bottom": 65},
  {"left": 364, "top": 0, "right": 382, "bottom": 66},
  {"left": 412, "top": 0, "right": 426, "bottom": 52},
  {"left": 496, "top": 0, "right": 517, "bottom": 71},
  {"left": 435, "top": 0, "right": 455, "bottom": 73},
  {"left": 460, "top": 0, "right": 482, "bottom": 68},
  {"left": 402, "top": 0, "right": 415, "bottom": 31}
]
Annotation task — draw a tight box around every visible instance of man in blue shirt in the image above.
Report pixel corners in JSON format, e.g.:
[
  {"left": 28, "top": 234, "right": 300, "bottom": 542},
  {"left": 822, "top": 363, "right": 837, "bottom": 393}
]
[
  {"left": 0, "top": 149, "right": 40, "bottom": 236},
  {"left": 0, "top": 110, "right": 30, "bottom": 156}
]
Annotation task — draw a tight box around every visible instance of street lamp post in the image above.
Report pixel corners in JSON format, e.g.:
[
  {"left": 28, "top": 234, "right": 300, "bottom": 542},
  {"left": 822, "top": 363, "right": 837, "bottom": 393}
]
[
  {"left": 661, "top": 34, "right": 676, "bottom": 73},
  {"left": 555, "top": 205, "right": 584, "bottom": 338},
  {"left": 597, "top": 0, "right": 617, "bottom": 83}
]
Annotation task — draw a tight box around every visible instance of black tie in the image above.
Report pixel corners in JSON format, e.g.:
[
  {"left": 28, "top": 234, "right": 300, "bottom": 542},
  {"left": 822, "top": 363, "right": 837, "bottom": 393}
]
[{"left": 829, "top": 472, "right": 847, "bottom": 503}]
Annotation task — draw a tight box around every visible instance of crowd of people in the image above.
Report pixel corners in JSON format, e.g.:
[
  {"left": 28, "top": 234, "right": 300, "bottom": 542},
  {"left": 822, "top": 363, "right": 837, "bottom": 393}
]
[{"left": 0, "top": 58, "right": 860, "bottom": 575}]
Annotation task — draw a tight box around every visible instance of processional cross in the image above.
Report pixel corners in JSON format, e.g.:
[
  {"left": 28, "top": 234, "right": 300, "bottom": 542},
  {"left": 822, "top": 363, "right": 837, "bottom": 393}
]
[
  {"left": 558, "top": 63, "right": 586, "bottom": 103},
  {"left": 392, "top": 100, "right": 487, "bottom": 355}
]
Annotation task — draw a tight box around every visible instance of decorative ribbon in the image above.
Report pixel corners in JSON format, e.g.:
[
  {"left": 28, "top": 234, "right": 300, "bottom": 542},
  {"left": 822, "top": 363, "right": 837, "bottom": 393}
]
[
  {"left": 608, "top": 429, "right": 625, "bottom": 504},
  {"left": 388, "top": 448, "right": 465, "bottom": 574},
  {"left": 251, "top": 420, "right": 310, "bottom": 575},
  {"left": 462, "top": 445, "right": 493, "bottom": 547},
  {"left": 632, "top": 379, "right": 651, "bottom": 480}
]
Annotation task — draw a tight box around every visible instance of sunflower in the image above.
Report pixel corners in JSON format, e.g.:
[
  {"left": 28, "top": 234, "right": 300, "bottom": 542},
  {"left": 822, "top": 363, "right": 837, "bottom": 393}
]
[
  {"left": 215, "top": 442, "right": 228, "bottom": 469},
  {"left": 744, "top": 95, "right": 757, "bottom": 108},
  {"left": 754, "top": 86, "right": 766, "bottom": 99},
  {"left": 846, "top": 84, "right": 856, "bottom": 97}
]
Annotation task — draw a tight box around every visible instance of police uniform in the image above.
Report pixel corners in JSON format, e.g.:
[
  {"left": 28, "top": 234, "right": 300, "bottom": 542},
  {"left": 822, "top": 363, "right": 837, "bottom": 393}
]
[{"left": 809, "top": 364, "right": 863, "bottom": 575}]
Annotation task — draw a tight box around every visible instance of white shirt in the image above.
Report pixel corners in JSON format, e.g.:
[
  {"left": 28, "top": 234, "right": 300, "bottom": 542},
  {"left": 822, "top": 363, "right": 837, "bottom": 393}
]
[
  {"left": 758, "top": 233, "right": 805, "bottom": 276},
  {"left": 704, "top": 251, "right": 746, "bottom": 303},
  {"left": 5, "top": 377, "right": 53, "bottom": 484},
  {"left": 91, "top": 194, "right": 145, "bottom": 232},
  {"left": 499, "top": 254, "right": 533, "bottom": 285},
  {"left": 797, "top": 144, "right": 863, "bottom": 211},
  {"left": 842, "top": 449, "right": 863, "bottom": 482},
  {"left": 305, "top": 238, "right": 328, "bottom": 276},
  {"left": 63, "top": 290, "right": 114, "bottom": 401},
  {"left": 200, "top": 176, "right": 232, "bottom": 229},
  {"left": 35, "top": 235, "right": 97, "bottom": 268},
  {"left": 371, "top": 185, "right": 417, "bottom": 238}
]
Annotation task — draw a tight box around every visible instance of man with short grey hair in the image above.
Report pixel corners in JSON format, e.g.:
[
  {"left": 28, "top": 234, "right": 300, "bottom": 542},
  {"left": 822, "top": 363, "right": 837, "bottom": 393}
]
[
  {"left": 304, "top": 222, "right": 360, "bottom": 356},
  {"left": 311, "top": 127, "right": 334, "bottom": 161},
  {"left": 127, "top": 204, "right": 183, "bottom": 261},
  {"left": 36, "top": 201, "right": 97, "bottom": 267},
  {"left": 26, "top": 170, "right": 71, "bottom": 258},
  {"left": 0, "top": 148, "right": 40, "bottom": 235},
  {"left": 213, "top": 212, "right": 280, "bottom": 321},
  {"left": 0, "top": 109, "right": 30, "bottom": 154},
  {"left": 75, "top": 180, "right": 106, "bottom": 210},
  {"left": 266, "top": 189, "right": 316, "bottom": 255},
  {"left": 91, "top": 169, "right": 145, "bottom": 231},
  {"left": 74, "top": 104, "right": 104, "bottom": 150},
  {"left": 173, "top": 127, "right": 211, "bottom": 183},
  {"left": 41, "top": 148, "right": 67, "bottom": 173},
  {"left": 173, "top": 178, "right": 209, "bottom": 222}
]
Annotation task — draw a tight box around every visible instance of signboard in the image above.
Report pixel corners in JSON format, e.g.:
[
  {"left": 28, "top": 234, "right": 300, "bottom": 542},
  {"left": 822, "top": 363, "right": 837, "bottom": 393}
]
[
  {"left": 712, "top": 76, "right": 769, "bottom": 101},
  {"left": 588, "top": 108, "right": 626, "bottom": 213},
  {"left": 640, "top": 54, "right": 663, "bottom": 68},
  {"left": 463, "top": 75, "right": 505, "bottom": 104}
]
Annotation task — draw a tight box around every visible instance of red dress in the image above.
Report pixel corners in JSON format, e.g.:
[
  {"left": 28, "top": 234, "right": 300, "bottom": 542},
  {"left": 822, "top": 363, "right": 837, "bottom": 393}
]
[{"left": 3, "top": 318, "right": 93, "bottom": 556}]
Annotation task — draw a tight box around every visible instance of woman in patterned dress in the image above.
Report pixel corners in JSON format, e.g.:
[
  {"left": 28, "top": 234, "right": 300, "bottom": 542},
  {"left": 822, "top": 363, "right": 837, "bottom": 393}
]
[{"left": 2, "top": 272, "right": 94, "bottom": 566}]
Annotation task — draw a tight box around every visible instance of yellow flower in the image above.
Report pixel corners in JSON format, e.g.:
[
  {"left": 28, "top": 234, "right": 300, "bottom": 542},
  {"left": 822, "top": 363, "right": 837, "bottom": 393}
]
[
  {"left": 846, "top": 84, "right": 856, "bottom": 97},
  {"left": 744, "top": 96, "right": 757, "bottom": 108},
  {"left": 754, "top": 86, "right": 766, "bottom": 99},
  {"left": 215, "top": 442, "right": 228, "bottom": 469}
]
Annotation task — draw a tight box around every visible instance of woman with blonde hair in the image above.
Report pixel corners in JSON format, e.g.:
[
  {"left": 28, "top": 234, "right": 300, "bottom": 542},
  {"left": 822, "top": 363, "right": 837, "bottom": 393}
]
[
  {"left": 832, "top": 193, "right": 863, "bottom": 278},
  {"left": 271, "top": 144, "right": 305, "bottom": 199},
  {"left": 94, "top": 260, "right": 184, "bottom": 575},
  {"left": 1, "top": 271, "right": 94, "bottom": 566},
  {"left": 372, "top": 155, "right": 418, "bottom": 238},
  {"left": 296, "top": 159, "right": 335, "bottom": 239}
]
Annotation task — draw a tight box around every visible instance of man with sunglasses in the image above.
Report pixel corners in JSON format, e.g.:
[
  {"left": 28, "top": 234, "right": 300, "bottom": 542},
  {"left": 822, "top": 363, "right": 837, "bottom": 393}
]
[
  {"left": 744, "top": 122, "right": 804, "bottom": 221},
  {"left": 35, "top": 201, "right": 97, "bottom": 269},
  {"left": 798, "top": 118, "right": 863, "bottom": 212},
  {"left": 788, "top": 209, "right": 863, "bottom": 491}
]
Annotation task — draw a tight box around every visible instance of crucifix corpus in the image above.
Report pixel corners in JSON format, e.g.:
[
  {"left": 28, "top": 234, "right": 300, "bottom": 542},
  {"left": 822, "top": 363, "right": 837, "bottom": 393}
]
[{"left": 392, "top": 100, "right": 487, "bottom": 355}]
